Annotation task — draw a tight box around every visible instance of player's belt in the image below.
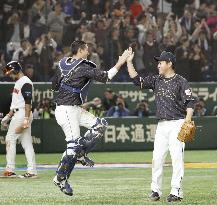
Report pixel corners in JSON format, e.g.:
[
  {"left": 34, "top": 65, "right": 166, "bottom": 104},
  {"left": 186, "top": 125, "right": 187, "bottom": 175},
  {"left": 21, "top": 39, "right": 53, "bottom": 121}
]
[{"left": 60, "top": 83, "right": 81, "bottom": 94}]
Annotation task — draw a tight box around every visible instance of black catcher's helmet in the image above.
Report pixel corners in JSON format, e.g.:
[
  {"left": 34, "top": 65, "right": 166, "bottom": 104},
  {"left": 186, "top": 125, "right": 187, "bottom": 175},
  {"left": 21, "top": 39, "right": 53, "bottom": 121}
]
[{"left": 2, "top": 61, "right": 22, "bottom": 75}]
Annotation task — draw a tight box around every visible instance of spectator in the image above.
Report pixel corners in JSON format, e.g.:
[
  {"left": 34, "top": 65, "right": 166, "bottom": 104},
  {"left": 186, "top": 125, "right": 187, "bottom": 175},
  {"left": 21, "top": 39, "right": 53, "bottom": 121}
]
[
  {"left": 83, "top": 97, "right": 105, "bottom": 117},
  {"left": 82, "top": 26, "right": 96, "bottom": 46},
  {"left": 0, "top": 51, "right": 6, "bottom": 78},
  {"left": 88, "top": 0, "right": 102, "bottom": 18},
  {"left": 6, "top": 12, "right": 25, "bottom": 54},
  {"left": 112, "top": 2, "right": 125, "bottom": 18},
  {"left": 24, "top": 64, "right": 41, "bottom": 82},
  {"left": 130, "top": 0, "right": 143, "bottom": 18},
  {"left": 29, "top": 0, "right": 49, "bottom": 43},
  {"left": 35, "top": 98, "right": 55, "bottom": 119},
  {"left": 206, "top": 10, "right": 217, "bottom": 34},
  {"left": 96, "top": 44, "right": 107, "bottom": 70},
  {"left": 163, "top": 12, "right": 182, "bottom": 43},
  {"left": 35, "top": 33, "right": 57, "bottom": 80},
  {"left": 175, "top": 37, "right": 190, "bottom": 80},
  {"left": 62, "top": 16, "right": 79, "bottom": 47},
  {"left": 0, "top": 0, "right": 217, "bottom": 83},
  {"left": 131, "top": 41, "right": 145, "bottom": 74},
  {"left": 47, "top": 2, "right": 66, "bottom": 45},
  {"left": 106, "top": 95, "right": 130, "bottom": 117},
  {"left": 212, "top": 105, "right": 217, "bottom": 116},
  {"left": 103, "top": 0, "right": 112, "bottom": 18},
  {"left": 190, "top": 19, "right": 211, "bottom": 53},
  {"left": 73, "top": 0, "right": 85, "bottom": 20},
  {"left": 102, "top": 89, "right": 117, "bottom": 111},
  {"left": 194, "top": 99, "right": 207, "bottom": 117},
  {"left": 61, "top": 0, "right": 73, "bottom": 17},
  {"left": 132, "top": 100, "right": 150, "bottom": 117},
  {"left": 121, "top": 27, "right": 137, "bottom": 50},
  {"left": 143, "top": 30, "right": 159, "bottom": 74},
  {"left": 159, "top": 33, "right": 176, "bottom": 53},
  {"left": 106, "top": 29, "right": 122, "bottom": 68},
  {"left": 180, "top": 8, "right": 194, "bottom": 35},
  {"left": 15, "top": 39, "right": 39, "bottom": 72},
  {"left": 87, "top": 43, "right": 100, "bottom": 68},
  {"left": 189, "top": 43, "right": 206, "bottom": 81},
  {"left": 136, "top": 11, "right": 157, "bottom": 45},
  {"left": 94, "top": 19, "right": 109, "bottom": 47}
]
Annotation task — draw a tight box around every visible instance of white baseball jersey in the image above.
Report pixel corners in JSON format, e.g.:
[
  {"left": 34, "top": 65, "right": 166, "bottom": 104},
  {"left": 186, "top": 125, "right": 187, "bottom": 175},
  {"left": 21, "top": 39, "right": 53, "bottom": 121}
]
[{"left": 10, "top": 76, "right": 33, "bottom": 110}]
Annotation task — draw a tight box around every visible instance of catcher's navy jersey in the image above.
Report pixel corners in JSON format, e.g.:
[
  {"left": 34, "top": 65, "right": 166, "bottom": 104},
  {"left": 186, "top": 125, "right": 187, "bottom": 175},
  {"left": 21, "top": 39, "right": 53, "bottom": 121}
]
[
  {"left": 133, "top": 74, "right": 195, "bottom": 120},
  {"left": 52, "top": 57, "right": 108, "bottom": 106}
]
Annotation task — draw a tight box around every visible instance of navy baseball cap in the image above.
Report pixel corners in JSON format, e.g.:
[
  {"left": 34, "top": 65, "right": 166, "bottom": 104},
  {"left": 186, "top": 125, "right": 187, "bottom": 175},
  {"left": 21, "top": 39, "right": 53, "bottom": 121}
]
[{"left": 154, "top": 51, "right": 176, "bottom": 65}]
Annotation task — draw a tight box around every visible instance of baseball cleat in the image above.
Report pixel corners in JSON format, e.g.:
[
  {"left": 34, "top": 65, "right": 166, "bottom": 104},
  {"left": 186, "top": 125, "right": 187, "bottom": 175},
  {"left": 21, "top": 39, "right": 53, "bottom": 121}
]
[
  {"left": 18, "top": 173, "right": 38, "bottom": 178},
  {"left": 167, "top": 194, "right": 182, "bottom": 202},
  {"left": 77, "top": 155, "right": 94, "bottom": 167},
  {"left": 53, "top": 175, "right": 73, "bottom": 196},
  {"left": 149, "top": 191, "right": 160, "bottom": 201},
  {"left": 1, "top": 171, "right": 17, "bottom": 178}
]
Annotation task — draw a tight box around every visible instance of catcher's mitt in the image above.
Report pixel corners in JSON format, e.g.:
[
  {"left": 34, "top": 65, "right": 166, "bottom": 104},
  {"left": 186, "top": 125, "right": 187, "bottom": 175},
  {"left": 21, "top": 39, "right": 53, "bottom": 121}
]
[{"left": 177, "top": 121, "right": 196, "bottom": 142}]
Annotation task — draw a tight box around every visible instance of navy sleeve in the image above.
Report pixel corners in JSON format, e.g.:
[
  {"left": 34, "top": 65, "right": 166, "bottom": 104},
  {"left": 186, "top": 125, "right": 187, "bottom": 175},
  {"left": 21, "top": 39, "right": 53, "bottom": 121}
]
[
  {"left": 132, "top": 75, "right": 156, "bottom": 90},
  {"left": 81, "top": 64, "right": 108, "bottom": 83},
  {"left": 180, "top": 79, "right": 195, "bottom": 109},
  {"left": 51, "top": 69, "right": 63, "bottom": 91},
  {"left": 21, "top": 83, "right": 33, "bottom": 104}
]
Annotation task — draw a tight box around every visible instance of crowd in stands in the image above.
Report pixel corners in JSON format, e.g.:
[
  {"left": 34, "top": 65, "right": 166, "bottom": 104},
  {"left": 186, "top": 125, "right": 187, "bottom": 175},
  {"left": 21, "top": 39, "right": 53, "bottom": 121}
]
[
  {"left": 0, "top": 0, "right": 217, "bottom": 118},
  {"left": 33, "top": 88, "right": 217, "bottom": 119},
  {"left": 0, "top": 0, "right": 217, "bottom": 82}
]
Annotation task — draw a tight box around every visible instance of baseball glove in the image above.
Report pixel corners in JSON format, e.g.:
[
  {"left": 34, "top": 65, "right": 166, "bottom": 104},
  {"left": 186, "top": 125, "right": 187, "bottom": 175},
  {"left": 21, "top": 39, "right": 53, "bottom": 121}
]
[{"left": 177, "top": 121, "right": 196, "bottom": 142}]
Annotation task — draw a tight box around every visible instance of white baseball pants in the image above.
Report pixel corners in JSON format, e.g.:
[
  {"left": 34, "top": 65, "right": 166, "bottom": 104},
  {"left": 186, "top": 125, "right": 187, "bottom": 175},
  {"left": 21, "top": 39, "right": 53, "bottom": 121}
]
[
  {"left": 5, "top": 109, "right": 37, "bottom": 174},
  {"left": 55, "top": 105, "right": 97, "bottom": 142},
  {"left": 151, "top": 119, "right": 185, "bottom": 198}
]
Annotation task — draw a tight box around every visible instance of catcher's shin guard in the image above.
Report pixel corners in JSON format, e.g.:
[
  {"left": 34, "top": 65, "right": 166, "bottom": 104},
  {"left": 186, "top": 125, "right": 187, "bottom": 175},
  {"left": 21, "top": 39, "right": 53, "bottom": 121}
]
[
  {"left": 82, "top": 118, "right": 108, "bottom": 153},
  {"left": 92, "top": 118, "right": 108, "bottom": 135},
  {"left": 56, "top": 140, "right": 84, "bottom": 180}
]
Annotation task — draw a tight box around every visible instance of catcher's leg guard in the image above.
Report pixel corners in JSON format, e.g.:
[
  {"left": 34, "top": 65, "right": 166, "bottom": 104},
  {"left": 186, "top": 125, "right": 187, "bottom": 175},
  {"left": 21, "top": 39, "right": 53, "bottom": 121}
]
[
  {"left": 76, "top": 154, "right": 95, "bottom": 167},
  {"left": 56, "top": 140, "right": 84, "bottom": 180},
  {"left": 91, "top": 117, "right": 108, "bottom": 136},
  {"left": 76, "top": 118, "right": 108, "bottom": 166},
  {"left": 83, "top": 117, "right": 108, "bottom": 153}
]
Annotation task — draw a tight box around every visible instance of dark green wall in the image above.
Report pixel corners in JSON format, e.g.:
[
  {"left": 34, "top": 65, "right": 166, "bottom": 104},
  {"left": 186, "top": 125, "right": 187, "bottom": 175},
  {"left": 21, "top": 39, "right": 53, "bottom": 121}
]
[{"left": 0, "top": 117, "right": 216, "bottom": 154}]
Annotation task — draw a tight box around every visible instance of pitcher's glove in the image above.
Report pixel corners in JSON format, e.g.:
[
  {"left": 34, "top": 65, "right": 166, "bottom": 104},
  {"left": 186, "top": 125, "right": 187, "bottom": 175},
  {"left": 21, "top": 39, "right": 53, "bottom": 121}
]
[{"left": 177, "top": 121, "right": 196, "bottom": 142}]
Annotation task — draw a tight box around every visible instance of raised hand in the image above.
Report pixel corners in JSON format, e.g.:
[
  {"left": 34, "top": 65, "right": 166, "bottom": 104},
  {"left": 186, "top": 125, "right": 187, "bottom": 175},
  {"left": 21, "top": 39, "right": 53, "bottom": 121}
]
[
  {"left": 117, "top": 48, "right": 132, "bottom": 66},
  {"left": 127, "top": 47, "right": 135, "bottom": 63},
  {"left": 126, "top": 47, "right": 138, "bottom": 78}
]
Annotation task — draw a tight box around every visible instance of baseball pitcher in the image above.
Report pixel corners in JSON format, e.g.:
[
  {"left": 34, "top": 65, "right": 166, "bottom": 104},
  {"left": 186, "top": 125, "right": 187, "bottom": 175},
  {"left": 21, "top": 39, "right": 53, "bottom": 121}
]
[{"left": 127, "top": 49, "right": 196, "bottom": 202}]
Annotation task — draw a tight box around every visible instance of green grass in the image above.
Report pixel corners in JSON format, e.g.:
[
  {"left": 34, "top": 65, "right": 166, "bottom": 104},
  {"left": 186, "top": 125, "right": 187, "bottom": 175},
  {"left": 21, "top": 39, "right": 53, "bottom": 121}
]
[
  {"left": 0, "top": 151, "right": 217, "bottom": 205},
  {"left": 0, "top": 168, "right": 217, "bottom": 205},
  {"left": 1, "top": 150, "right": 217, "bottom": 166}
]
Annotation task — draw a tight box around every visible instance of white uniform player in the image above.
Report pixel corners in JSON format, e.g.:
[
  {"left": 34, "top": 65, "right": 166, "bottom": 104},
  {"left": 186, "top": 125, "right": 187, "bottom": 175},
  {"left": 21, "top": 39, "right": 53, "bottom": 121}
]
[{"left": 1, "top": 61, "right": 37, "bottom": 178}]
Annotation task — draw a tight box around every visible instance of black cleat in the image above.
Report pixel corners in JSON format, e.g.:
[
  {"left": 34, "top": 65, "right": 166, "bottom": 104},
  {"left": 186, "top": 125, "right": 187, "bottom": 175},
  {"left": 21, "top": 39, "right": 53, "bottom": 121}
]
[
  {"left": 167, "top": 194, "right": 182, "bottom": 202},
  {"left": 149, "top": 191, "right": 160, "bottom": 201},
  {"left": 53, "top": 176, "right": 73, "bottom": 196}
]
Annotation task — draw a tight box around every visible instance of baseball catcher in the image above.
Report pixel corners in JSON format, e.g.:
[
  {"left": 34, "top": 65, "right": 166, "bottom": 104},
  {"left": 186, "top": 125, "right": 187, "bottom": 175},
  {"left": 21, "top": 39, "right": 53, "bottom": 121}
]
[{"left": 52, "top": 40, "right": 131, "bottom": 196}]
